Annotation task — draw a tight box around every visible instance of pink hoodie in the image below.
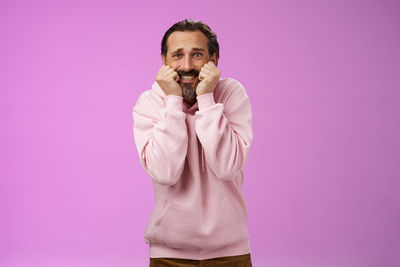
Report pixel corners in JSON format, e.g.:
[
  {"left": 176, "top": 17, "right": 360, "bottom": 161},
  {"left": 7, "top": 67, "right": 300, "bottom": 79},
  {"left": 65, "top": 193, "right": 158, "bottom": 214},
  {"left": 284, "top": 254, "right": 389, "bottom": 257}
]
[{"left": 132, "top": 78, "right": 253, "bottom": 260}]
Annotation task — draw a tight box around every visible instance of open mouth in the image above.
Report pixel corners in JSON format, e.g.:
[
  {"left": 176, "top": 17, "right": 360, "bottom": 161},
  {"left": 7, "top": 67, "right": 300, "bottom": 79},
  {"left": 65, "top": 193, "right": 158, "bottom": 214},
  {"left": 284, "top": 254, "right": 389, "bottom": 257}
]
[
  {"left": 180, "top": 75, "right": 197, "bottom": 83},
  {"left": 177, "top": 70, "right": 199, "bottom": 84}
]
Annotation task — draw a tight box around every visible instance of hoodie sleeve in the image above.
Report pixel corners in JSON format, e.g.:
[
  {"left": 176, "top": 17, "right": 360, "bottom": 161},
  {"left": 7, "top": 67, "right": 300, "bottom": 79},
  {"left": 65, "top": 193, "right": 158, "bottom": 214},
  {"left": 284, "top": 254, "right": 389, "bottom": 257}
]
[
  {"left": 195, "top": 79, "right": 253, "bottom": 180},
  {"left": 132, "top": 92, "right": 188, "bottom": 186}
]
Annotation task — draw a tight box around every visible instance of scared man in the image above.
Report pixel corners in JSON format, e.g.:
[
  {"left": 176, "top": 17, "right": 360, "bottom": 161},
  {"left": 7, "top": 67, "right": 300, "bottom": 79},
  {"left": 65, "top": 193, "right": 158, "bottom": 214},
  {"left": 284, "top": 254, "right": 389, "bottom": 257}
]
[{"left": 132, "top": 19, "right": 253, "bottom": 267}]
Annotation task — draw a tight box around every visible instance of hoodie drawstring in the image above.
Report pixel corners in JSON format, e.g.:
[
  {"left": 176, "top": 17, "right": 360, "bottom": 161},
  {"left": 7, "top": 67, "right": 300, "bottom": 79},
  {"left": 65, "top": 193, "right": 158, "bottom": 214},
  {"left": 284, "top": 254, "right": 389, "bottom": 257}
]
[{"left": 201, "top": 147, "right": 205, "bottom": 172}]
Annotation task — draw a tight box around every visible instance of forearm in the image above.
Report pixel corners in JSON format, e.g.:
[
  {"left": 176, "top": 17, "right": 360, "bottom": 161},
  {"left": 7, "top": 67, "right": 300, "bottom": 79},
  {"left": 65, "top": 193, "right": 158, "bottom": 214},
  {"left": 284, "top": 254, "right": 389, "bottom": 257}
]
[
  {"left": 133, "top": 95, "right": 188, "bottom": 185},
  {"left": 195, "top": 92, "right": 253, "bottom": 180}
]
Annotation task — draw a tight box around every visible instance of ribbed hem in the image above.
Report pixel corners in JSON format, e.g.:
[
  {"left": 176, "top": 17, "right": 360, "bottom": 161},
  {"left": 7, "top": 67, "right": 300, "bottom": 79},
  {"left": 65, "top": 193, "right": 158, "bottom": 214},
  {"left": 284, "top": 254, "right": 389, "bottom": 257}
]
[
  {"left": 165, "top": 95, "right": 183, "bottom": 111},
  {"left": 149, "top": 239, "right": 251, "bottom": 260},
  {"left": 196, "top": 93, "right": 215, "bottom": 110}
]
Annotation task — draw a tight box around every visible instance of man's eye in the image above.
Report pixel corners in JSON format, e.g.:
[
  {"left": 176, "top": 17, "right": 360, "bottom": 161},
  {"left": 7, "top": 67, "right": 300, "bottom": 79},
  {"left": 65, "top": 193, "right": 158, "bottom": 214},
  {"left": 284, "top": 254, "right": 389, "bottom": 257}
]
[
  {"left": 173, "top": 54, "right": 182, "bottom": 58},
  {"left": 194, "top": 53, "right": 202, "bottom": 58}
]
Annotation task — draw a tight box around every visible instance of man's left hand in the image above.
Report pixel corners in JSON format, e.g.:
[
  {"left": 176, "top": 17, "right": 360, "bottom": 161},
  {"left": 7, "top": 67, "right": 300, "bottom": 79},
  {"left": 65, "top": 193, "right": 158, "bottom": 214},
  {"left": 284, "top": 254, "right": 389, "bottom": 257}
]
[{"left": 196, "top": 62, "right": 221, "bottom": 96}]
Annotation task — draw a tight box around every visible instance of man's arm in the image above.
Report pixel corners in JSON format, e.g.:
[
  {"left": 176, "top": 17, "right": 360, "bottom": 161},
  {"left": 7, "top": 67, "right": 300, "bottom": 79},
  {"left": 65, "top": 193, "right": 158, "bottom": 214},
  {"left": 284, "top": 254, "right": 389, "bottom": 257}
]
[
  {"left": 133, "top": 64, "right": 188, "bottom": 185},
  {"left": 133, "top": 92, "right": 188, "bottom": 185},
  {"left": 195, "top": 79, "right": 253, "bottom": 180}
]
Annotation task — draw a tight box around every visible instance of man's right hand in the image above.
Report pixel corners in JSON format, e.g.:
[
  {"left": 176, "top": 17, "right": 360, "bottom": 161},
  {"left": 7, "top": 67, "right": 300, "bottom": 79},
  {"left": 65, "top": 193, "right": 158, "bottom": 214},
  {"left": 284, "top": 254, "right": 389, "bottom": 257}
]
[{"left": 155, "top": 65, "right": 182, "bottom": 96}]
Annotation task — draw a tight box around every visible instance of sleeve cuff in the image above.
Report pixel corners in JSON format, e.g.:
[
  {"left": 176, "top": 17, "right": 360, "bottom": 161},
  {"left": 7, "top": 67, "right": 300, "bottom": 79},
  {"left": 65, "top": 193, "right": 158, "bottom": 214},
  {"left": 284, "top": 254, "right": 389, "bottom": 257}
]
[
  {"left": 197, "top": 93, "right": 215, "bottom": 110},
  {"left": 165, "top": 95, "right": 183, "bottom": 112}
]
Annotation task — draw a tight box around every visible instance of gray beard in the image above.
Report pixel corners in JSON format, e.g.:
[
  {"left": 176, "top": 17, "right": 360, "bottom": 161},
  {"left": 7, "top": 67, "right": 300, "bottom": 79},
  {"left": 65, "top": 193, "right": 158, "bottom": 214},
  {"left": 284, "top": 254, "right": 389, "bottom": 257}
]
[
  {"left": 182, "top": 84, "right": 197, "bottom": 100},
  {"left": 181, "top": 80, "right": 199, "bottom": 102}
]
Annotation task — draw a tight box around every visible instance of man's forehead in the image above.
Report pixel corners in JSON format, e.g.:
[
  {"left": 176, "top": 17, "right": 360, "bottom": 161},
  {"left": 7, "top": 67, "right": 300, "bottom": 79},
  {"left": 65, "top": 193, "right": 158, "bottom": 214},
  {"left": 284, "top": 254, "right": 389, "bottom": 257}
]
[{"left": 167, "top": 31, "right": 208, "bottom": 52}]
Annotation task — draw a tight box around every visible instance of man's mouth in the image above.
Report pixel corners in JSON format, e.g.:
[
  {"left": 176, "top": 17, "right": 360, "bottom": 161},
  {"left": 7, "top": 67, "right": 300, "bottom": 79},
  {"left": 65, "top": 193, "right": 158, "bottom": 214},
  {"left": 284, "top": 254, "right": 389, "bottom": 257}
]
[
  {"left": 177, "top": 70, "right": 199, "bottom": 83},
  {"left": 178, "top": 71, "right": 200, "bottom": 100},
  {"left": 180, "top": 75, "right": 197, "bottom": 83}
]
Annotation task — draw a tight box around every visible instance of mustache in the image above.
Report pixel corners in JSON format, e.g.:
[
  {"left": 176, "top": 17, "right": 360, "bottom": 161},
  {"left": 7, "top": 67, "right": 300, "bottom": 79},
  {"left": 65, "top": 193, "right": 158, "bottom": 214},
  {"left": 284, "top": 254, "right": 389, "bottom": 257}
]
[{"left": 176, "top": 69, "right": 200, "bottom": 78}]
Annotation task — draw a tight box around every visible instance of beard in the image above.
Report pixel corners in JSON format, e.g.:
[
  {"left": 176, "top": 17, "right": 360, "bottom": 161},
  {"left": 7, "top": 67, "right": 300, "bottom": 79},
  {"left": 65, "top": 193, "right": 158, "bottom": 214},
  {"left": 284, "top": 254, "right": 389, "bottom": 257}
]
[
  {"left": 176, "top": 69, "right": 200, "bottom": 102},
  {"left": 182, "top": 83, "right": 197, "bottom": 99}
]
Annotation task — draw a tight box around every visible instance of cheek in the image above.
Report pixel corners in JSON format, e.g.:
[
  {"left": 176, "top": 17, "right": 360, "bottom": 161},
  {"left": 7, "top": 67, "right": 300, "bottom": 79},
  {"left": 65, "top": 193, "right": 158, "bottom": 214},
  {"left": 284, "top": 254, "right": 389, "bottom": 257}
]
[
  {"left": 166, "top": 57, "right": 179, "bottom": 69},
  {"left": 193, "top": 63, "right": 205, "bottom": 71},
  {"left": 198, "top": 59, "right": 210, "bottom": 69},
  {"left": 168, "top": 62, "right": 178, "bottom": 69}
]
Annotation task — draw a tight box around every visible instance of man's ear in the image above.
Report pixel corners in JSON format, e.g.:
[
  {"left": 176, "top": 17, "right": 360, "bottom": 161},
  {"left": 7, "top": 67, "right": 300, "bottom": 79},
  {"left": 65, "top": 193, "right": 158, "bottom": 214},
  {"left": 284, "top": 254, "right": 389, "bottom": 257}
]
[
  {"left": 161, "top": 54, "right": 166, "bottom": 65},
  {"left": 211, "top": 53, "right": 219, "bottom": 66}
]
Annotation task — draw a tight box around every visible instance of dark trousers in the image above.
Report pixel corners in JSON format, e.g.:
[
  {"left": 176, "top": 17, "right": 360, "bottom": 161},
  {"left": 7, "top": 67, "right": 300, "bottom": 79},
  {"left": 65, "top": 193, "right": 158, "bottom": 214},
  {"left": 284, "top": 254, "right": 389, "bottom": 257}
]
[{"left": 149, "top": 253, "right": 252, "bottom": 267}]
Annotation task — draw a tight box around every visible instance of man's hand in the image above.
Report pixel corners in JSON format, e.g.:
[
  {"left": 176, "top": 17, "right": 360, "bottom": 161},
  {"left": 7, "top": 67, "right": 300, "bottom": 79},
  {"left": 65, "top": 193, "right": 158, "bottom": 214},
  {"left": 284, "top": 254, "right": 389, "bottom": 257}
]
[
  {"left": 196, "top": 62, "right": 221, "bottom": 96},
  {"left": 155, "top": 65, "right": 182, "bottom": 96}
]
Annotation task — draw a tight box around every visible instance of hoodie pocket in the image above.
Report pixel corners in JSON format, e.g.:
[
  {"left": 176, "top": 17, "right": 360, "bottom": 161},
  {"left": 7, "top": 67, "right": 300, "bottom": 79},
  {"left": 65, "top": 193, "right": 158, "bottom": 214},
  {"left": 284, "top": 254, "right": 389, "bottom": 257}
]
[{"left": 144, "top": 198, "right": 248, "bottom": 250}]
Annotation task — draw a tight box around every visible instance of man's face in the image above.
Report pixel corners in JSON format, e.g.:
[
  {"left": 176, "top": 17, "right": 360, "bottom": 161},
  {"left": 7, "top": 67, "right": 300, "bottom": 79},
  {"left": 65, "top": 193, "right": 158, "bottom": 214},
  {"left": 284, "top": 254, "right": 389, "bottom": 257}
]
[{"left": 162, "top": 30, "right": 217, "bottom": 101}]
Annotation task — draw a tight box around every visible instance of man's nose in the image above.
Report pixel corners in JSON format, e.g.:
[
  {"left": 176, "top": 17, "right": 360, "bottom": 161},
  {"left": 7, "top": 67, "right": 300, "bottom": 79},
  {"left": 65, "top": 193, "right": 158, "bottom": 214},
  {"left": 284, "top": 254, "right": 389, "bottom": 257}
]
[{"left": 182, "top": 56, "right": 193, "bottom": 71}]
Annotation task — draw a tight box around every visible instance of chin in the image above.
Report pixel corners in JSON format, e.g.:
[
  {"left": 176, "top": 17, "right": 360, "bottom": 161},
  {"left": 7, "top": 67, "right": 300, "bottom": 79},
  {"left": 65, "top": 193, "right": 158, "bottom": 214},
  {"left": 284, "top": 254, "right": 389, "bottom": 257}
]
[{"left": 181, "top": 83, "right": 197, "bottom": 100}]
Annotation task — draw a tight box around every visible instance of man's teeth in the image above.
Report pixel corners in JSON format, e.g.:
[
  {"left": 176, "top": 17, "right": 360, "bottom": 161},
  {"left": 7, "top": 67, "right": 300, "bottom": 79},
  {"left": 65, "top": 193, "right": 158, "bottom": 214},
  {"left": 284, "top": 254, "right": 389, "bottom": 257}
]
[{"left": 181, "top": 76, "right": 195, "bottom": 80}]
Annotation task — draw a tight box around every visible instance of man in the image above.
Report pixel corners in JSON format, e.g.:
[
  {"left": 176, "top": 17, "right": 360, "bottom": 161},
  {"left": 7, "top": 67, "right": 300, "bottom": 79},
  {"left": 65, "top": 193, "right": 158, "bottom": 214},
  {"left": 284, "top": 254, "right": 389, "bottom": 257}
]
[{"left": 132, "top": 19, "right": 253, "bottom": 267}]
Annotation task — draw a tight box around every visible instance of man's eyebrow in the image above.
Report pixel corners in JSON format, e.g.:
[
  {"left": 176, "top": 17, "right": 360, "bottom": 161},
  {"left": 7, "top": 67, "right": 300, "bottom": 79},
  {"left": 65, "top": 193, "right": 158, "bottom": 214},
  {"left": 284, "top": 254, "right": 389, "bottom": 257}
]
[
  {"left": 170, "top": 48, "right": 206, "bottom": 54},
  {"left": 171, "top": 48, "right": 183, "bottom": 54}
]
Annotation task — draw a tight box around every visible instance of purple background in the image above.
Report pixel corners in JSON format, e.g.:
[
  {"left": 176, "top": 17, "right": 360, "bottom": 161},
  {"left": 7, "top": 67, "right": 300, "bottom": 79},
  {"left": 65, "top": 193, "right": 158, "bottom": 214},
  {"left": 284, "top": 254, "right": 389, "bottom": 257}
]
[{"left": 1, "top": 0, "right": 399, "bottom": 266}]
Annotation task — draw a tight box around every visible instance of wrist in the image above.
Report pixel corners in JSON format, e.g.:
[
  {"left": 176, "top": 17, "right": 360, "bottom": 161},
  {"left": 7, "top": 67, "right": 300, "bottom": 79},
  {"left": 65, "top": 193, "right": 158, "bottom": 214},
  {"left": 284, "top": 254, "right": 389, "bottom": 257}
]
[
  {"left": 165, "top": 95, "right": 183, "bottom": 111},
  {"left": 197, "top": 93, "right": 215, "bottom": 109},
  {"left": 166, "top": 91, "right": 183, "bottom": 96}
]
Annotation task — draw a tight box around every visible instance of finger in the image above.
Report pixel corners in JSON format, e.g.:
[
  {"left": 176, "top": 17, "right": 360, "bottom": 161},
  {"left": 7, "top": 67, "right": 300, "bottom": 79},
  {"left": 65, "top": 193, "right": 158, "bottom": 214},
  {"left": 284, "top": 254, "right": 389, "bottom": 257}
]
[
  {"left": 201, "top": 63, "right": 214, "bottom": 72},
  {"left": 167, "top": 72, "right": 179, "bottom": 82},
  {"left": 173, "top": 72, "right": 180, "bottom": 82},
  {"left": 199, "top": 69, "right": 212, "bottom": 78},
  {"left": 159, "top": 65, "right": 169, "bottom": 75},
  {"left": 204, "top": 63, "right": 217, "bottom": 72},
  {"left": 199, "top": 73, "right": 205, "bottom": 81},
  {"left": 201, "top": 61, "right": 214, "bottom": 70},
  {"left": 163, "top": 67, "right": 176, "bottom": 76},
  {"left": 207, "top": 61, "right": 216, "bottom": 67},
  {"left": 164, "top": 64, "right": 174, "bottom": 72}
]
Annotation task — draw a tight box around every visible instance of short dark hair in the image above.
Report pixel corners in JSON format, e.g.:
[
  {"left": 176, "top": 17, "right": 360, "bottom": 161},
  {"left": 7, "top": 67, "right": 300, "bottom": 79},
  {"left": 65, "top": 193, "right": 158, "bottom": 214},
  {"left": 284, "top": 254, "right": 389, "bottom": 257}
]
[{"left": 161, "top": 19, "right": 220, "bottom": 59}]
